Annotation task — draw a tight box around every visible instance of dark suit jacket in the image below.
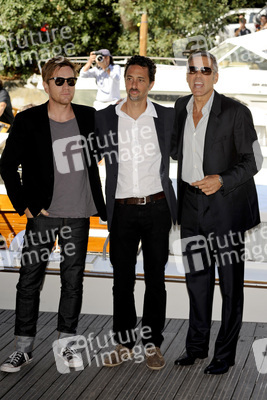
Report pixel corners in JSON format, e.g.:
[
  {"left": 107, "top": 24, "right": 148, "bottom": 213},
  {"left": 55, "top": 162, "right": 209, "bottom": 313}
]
[
  {"left": 95, "top": 102, "right": 177, "bottom": 230},
  {"left": 171, "top": 91, "right": 262, "bottom": 235},
  {"left": 0, "top": 102, "right": 106, "bottom": 221}
]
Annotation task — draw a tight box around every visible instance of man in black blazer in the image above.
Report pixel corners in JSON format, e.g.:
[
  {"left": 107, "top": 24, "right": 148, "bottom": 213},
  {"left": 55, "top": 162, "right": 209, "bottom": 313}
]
[
  {"left": 0, "top": 57, "right": 106, "bottom": 373},
  {"left": 171, "top": 50, "right": 262, "bottom": 374},
  {"left": 95, "top": 55, "right": 176, "bottom": 370}
]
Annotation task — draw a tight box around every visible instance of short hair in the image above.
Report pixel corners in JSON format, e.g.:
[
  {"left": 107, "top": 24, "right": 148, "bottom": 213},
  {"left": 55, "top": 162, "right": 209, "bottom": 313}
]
[
  {"left": 0, "top": 80, "right": 3, "bottom": 90},
  {"left": 124, "top": 55, "right": 156, "bottom": 83},
  {"left": 42, "top": 56, "right": 79, "bottom": 83},
  {"left": 187, "top": 51, "right": 218, "bottom": 74}
]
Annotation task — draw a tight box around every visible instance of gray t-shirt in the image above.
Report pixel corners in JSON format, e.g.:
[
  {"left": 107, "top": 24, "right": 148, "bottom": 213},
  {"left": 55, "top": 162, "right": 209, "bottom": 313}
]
[{"left": 47, "top": 117, "right": 97, "bottom": 218}]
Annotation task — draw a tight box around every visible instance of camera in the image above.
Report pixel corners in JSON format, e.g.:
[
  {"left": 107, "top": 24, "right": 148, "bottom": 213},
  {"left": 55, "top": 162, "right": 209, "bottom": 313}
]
[
  {"left": 93, "top": 51, "right": 104, "bottom": 63},
  {"left": 96, "top": 55, "right": 104, "bottom": 62}
]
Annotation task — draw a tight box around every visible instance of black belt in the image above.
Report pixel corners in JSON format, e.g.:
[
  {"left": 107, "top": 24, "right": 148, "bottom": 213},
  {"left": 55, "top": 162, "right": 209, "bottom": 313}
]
[
  {"left": 116, "top": 191, "right": 165, "bottom": 205},
  {"left": 184, "top": 182, "right": 204, "bottom": 195}
]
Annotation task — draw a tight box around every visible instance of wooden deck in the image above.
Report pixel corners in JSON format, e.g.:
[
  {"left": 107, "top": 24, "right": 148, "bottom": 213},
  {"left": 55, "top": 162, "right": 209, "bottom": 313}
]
[{"left": 0, "top": 310, "right": 266, "bottom": 399}]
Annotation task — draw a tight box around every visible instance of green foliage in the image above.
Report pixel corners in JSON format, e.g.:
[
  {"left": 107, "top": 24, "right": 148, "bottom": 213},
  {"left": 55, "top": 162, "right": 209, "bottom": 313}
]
[
  {"left": 0, "top": 0, "right": 121, "bottom": 78},
  {"left": 114, "top": 0, "right": 232, "bottom": 57},
  {"left": 0, "top": 0, "right": 263, "bottom": 78}
]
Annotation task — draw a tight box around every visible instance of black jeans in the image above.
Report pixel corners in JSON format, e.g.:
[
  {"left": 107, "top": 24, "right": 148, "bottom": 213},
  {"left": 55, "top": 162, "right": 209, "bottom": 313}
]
[
  {"left": 110, "top": 198, "right": 172, "bottom": 349},
  {"left": 15, "top": 215, "right": 89, "bottom": 338}
]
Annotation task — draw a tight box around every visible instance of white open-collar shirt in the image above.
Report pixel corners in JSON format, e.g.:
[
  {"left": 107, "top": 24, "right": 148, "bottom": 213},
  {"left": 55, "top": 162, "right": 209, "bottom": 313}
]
[
  {"left": 182, "top": 91, "right": 214, "bottom": 184},
  {"left": 115, "top": 98, "right": 163, "bottom": 198}
]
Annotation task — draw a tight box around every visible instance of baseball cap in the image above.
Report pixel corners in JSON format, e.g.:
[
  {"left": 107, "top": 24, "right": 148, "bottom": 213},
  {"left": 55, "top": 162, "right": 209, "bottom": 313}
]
[{"left": 98, "top": 49, "right": 111, "bottom": 57}]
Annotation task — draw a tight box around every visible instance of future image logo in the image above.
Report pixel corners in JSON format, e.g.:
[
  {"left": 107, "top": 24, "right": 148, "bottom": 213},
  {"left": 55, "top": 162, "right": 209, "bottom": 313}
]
[
  {"left": 252, "top": 338, "right": 267, "bottom": 374},
  {"left": 172, "top": 35, "right": 209, "bottom": 59},
  {"left": 181, "top": 235, "right": 212, "bottom": 274},
  {"left": 53, "top": 135, "right": 90, "bottom": 174}
]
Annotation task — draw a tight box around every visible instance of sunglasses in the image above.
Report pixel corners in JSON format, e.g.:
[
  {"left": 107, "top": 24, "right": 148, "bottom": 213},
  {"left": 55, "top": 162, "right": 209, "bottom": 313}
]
[
  {"left": 187, "top": 66, "right": 213, "bottom": 75},
  {"left": 49, "top": 77, "right": 77, "bottom": 86}
]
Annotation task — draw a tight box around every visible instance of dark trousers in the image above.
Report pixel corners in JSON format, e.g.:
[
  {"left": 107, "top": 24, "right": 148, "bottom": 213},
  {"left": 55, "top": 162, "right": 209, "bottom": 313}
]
[
  {"left": 110, "top": 198, "right": 172, "bottom": 349},
  {"left": 15, "top": 215, "right": 89, "bottom": 337},
  {"left": 181, "top": 185, "right": 244, "bottom": 363}
]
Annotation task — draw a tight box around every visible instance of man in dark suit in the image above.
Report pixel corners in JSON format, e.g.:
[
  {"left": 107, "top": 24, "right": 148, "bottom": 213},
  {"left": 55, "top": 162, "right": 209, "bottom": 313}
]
[
  {"left": 171, "top": 50, "right": 262, "bottom": 374},
  {"left": 95, "top": 55, "right": 177, "bottom": 370},
  {"left": 0, "top": 57, "right": 106, "bottom": 373}
]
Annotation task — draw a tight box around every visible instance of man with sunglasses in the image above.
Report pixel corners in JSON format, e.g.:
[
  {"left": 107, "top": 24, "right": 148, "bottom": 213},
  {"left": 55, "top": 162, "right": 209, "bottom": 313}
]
[
  {"left": 171, "top": 50, "right": 262, "bottom": 374},
  {"left": 0, "top": 56, "right": 106, "bottom": 373}
]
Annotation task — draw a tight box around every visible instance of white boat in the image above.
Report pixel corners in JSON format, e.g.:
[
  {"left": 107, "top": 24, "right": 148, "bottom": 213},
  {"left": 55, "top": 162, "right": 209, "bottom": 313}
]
[
  {"left": 31, "top": 30, "right": 267, "bottom": 147},
  {"left": 29, "top": 31, "right": 267, "bottom": 108},
  {"left": 29, "top": 30, "right": 267, "bottom": 105}
]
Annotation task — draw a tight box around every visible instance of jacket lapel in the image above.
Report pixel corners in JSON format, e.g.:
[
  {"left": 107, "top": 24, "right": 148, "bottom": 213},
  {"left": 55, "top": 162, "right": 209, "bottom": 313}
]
[
  {"left": 177, "top": 97, "right": 190, "bottom": 179},
  {"left": 38, "top": 102, "right": 54, "bottom": 176},
  {"left": 153, "top": 103, "right": 165, "bottom": 156}
]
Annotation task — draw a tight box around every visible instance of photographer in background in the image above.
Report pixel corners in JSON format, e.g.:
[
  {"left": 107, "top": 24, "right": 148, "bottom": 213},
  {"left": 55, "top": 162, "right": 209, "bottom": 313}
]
[
  {"left": 234, "top": 17, "right": 251, "bottom": 37},
  {"left": 80, "top": 49, "right": 121, "bottom": 110}
]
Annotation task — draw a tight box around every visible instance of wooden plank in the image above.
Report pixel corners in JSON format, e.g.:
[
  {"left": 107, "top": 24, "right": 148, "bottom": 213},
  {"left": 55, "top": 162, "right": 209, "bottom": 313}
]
[
  {"left": 0, "top": 311, "right": 266, "bottom": 400},
  {"left": 250, "top": 372, "right": 267, "bottom": 399},
  {"left": 17, "top": 325, "right": 98, "bottom": 400},
  {"left": 211, "top": 336, "right": 255, "bottom": 400},
  {"left": 39, "top": 321, "right": 121, "bottom": 400},
  {"left": 254, "top": 322, "right": 267, "bottom": 337},
  {"left": 231, "top": 348, "right": 262, "bottom": 399},
  {"left": 0, "top": 310, "right": 15, "bottom": 324},
  {"left": 23, "top": 315, "right": 114, "bottom": 400},
  {"left": 134, "top": 333, "right": 190, "bottom": 400},
  {"left": 0, "top": 316, "right": 58, "bottom": 399},
  {"left": 116, "top": 323, "right": 189, "bottom": 400},
  {"left": 240, "top": 321, "right": 257, "bottom": 337}
]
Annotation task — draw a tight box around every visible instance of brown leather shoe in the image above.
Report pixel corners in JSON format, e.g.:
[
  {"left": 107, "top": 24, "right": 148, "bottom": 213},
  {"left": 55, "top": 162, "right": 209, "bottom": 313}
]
[
  {"left": 103, "top": 344, "right": 133, "bottom": 367},
  {"left": 145, "top": 346, "right": 165, "bottom": 370}
]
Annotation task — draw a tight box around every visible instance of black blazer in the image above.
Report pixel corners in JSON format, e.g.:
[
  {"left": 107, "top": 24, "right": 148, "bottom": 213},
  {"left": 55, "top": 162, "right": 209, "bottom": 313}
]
[
  {"left": 95, "top": 102, "right": 177, "bottom": 230},
  {"left": 0, "top": 102, "right": 106, "bottom": 221},
  {"left": 171, "top": 91, "right": 262, "bottom": 234}
]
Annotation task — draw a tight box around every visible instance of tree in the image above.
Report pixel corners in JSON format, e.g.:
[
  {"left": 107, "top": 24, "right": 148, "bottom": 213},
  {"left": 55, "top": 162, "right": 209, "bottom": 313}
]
[
  {"left": 0, "top": 0, "right": 121, "bottom": 78},
  {"left": 114, "top": 0, "right": 236, "bottom": 57},
  {"left": 0, "top": 0, "right": 263, "bottom": 78}
]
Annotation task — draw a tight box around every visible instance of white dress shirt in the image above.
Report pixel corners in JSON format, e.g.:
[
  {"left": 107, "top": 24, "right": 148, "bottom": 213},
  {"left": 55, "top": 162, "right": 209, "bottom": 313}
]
[
  {"left": 115, "top": 98, "right": 163, "bottom": 198},
  {"left": 182, "top": 91, "right": 214, "bottom": 184}
]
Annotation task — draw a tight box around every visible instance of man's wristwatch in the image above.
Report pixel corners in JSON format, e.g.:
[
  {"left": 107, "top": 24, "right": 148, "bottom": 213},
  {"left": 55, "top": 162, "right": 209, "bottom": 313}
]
[{"left": 218, "top": 175, "right": 223, "bottom": 186}]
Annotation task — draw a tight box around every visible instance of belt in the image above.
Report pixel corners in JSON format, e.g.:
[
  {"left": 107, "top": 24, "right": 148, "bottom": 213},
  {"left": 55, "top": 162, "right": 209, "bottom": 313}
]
[
  {"left": 116, "top": 191, "right": 165, "bottom": 205},
  {"left": 184, "top": 182, "right": 204, "bottom": 195}
]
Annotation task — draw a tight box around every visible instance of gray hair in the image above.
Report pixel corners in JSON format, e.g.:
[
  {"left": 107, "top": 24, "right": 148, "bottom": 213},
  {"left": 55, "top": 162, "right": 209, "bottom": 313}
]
[{"left": 187, "top": 51, "right": 218, "bottom": 74}]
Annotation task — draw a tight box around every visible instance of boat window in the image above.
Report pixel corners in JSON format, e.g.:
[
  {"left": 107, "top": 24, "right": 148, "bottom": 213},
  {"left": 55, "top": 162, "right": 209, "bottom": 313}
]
[
  {"left": 248, "top": 13, "right": 258, "bottom": 23},
  {"left": 217, "top": 46, "right": 267, "bottom": 70},
  {"left": 210, "top": 42, "right": 236, "bottom": 61}
]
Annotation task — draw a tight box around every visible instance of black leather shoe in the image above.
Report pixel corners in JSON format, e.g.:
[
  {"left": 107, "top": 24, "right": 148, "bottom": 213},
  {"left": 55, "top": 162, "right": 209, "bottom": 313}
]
[
  {"left": 174, "top": 351, "right": 207, "bottom": 366},
  {"left": 204, "top": 359, "right": 234, "bottom": 375}
]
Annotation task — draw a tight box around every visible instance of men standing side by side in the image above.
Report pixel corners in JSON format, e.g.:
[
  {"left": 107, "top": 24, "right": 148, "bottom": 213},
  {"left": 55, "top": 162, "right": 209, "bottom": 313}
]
[
  {"left": 95, "top": 55, "right": 177, "bottom": 370},
  {"left": 0, "top": 56, "right": 106, "bottom": 373},
  {"left": 171, "top": 51, "right": 262, "bottom": 375}
]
